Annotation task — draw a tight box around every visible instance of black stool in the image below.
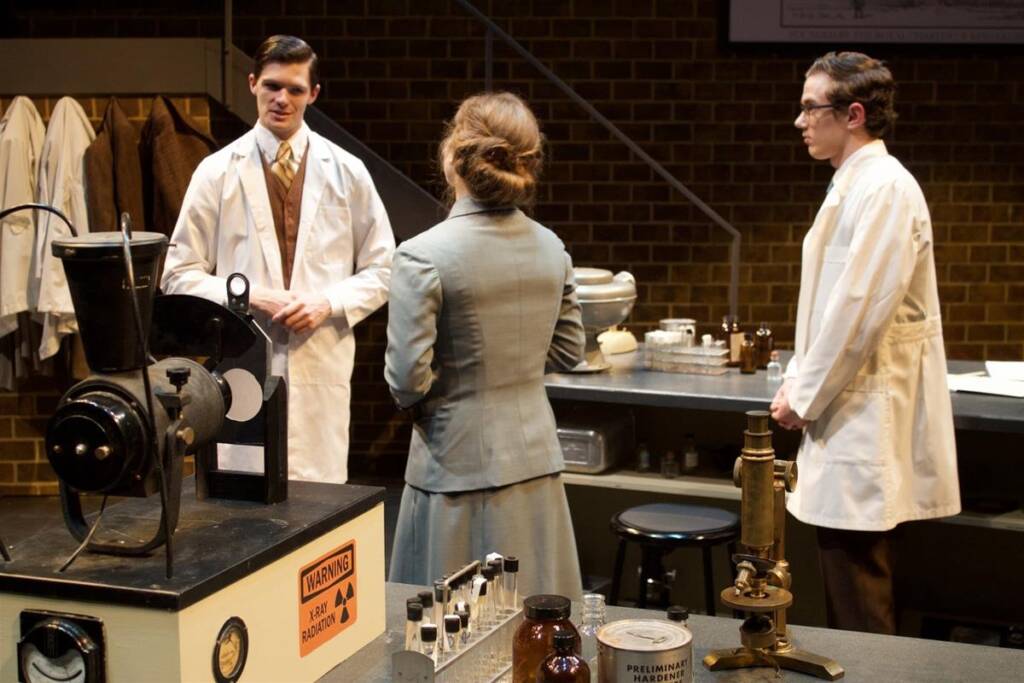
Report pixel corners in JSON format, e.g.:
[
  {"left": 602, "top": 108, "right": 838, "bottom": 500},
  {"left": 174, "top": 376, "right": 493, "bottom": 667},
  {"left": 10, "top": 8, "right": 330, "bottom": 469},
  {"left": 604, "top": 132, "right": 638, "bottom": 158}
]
[{"left": 609, "top": 503, "right": 739, "bottom": 615}]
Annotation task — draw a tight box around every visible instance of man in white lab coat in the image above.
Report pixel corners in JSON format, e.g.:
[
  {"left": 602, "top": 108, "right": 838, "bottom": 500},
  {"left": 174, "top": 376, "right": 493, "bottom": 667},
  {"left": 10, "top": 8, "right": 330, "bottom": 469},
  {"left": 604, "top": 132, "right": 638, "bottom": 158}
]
[
  {"left": 162, "top": 35, "right": 395, "bottom": 484},
  {"left": 771, "top": 52, "right": 960, "bottom": 634}
]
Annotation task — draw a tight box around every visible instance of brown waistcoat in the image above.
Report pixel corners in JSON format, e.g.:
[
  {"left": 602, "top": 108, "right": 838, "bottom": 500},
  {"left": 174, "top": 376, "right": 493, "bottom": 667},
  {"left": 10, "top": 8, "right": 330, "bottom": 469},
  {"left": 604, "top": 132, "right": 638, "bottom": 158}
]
[{"left": 260, "top": 146, "right": 310, "bottom": 288}]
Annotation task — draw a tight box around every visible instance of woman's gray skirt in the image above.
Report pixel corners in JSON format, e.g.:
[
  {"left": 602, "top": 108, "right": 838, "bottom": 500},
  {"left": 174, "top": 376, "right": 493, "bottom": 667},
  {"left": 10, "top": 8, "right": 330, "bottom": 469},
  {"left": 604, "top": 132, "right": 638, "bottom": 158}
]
[{"left": 388, "top": 473, "right": 583, "bottom": 601}]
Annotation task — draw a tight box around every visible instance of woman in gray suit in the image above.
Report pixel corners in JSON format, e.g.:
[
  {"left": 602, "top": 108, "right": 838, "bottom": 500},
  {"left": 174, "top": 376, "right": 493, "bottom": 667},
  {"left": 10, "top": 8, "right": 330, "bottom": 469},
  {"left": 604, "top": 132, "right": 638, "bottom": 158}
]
[{"left": 385, "top": 92, "right": 585, "bottom": 599}]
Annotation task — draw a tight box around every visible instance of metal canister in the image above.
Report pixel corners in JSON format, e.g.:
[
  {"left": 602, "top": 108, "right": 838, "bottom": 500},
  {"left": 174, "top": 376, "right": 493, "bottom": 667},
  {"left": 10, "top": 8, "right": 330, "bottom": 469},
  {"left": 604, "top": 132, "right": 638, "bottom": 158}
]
[{"left": 597, "top": 619, "right": 692, "bottom": 683}]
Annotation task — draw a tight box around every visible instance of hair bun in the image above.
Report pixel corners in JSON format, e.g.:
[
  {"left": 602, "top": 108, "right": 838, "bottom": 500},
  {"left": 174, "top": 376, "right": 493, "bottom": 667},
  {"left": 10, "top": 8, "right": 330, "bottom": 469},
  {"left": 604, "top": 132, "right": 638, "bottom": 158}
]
[{"left": 482, "top": 144, "right": 514, "bottom": 170}]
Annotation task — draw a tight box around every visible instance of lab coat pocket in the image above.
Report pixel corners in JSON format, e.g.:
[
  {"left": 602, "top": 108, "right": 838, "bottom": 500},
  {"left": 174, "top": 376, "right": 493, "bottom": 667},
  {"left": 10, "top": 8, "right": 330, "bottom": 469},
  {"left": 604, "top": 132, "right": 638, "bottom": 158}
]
[
  {"left": 814, "top": 372, "right": 891, "bottom": 465},
  {"left": 2, "top": 213, "right": 31, "bottom": 235},
  {"left": 314, "top": 204, "right": 352, "bottom": 265}
]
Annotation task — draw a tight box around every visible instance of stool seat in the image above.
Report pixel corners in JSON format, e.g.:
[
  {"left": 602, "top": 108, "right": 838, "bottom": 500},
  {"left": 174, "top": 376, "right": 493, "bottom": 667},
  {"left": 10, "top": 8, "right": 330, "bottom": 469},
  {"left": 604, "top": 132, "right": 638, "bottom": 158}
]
[
  {"left": 614, "top": 503, "right": 739, "bottom": 542},
  {"left": 608, "top": 502, "right": 740, "bottom": 614}
]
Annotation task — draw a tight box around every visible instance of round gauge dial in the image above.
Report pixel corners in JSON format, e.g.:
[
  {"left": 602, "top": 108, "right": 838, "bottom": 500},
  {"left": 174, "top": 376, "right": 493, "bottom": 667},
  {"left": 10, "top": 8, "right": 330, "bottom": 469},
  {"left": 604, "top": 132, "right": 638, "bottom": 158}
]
[
  {"left": 17, "top": 617, "right": 100, "bottom": 683},
  {"left": 212, "top": 617, "right": 248, "bottom": 683},
  {"left": 20, "top": 643, "right": 86, "bottom": 683}
]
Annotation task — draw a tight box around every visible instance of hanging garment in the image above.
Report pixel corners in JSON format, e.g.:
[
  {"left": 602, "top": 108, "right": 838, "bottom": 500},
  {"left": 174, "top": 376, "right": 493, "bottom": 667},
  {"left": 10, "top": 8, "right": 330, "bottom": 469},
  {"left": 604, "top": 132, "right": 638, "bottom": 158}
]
[
  {"left": 139, "top": 96, "right": 216, "bottom": 237},
  {"left": 0, "top": 97, "right": 46, "bottom": 338},
  {"left": 33, "top": 96, "right": 94, "bottom": 361},
  {"left": 0, "top": 97, "right": 46, "bottom": 388},
  {"left": 85, "top": 97, "right": 144, "bottom": 232}
]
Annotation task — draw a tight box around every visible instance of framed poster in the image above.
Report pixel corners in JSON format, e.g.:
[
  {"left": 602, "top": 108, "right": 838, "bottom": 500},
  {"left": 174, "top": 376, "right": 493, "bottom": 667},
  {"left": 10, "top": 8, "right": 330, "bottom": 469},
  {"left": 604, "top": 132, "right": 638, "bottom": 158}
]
[{"left": 729, "top": 0, "right": 1024, "bottom": 44}]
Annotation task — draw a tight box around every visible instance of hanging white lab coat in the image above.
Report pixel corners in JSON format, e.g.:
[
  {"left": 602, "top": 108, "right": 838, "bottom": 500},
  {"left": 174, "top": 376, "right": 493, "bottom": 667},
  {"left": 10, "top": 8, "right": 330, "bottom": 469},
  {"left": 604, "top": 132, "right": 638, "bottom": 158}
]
[
  {"left": 785, "top": 140, "right": 960, "bottom": 532},
  {"left": 0, "top": 97, "right": 47, "bottom": 389},
  {"left": 33, "top": 97, "right": 94, "bottom": 360},
  {"left": 162, "top": 123, "right": 394, "bottom": 484},
  {"left": 0, "top": 98, "right": 46, "bottom": 338}
]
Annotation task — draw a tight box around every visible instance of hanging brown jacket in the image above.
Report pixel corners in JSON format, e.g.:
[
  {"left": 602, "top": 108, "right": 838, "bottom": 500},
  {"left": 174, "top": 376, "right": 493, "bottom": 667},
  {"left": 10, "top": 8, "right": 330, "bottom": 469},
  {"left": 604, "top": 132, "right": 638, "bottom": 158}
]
[
  {"left": 85, "top": 97, "right": 145, "bottom": 232},
  {"left": 139, "top": 96, "right": 217, "bottom": 237}
]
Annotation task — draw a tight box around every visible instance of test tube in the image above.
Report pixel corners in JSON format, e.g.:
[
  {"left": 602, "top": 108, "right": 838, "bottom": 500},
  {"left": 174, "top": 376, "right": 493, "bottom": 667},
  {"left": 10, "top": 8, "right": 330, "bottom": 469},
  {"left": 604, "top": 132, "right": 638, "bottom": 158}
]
[
  {"left": 420, "top": 623, "right": 438, "bottom": 666},
  {"left": 477, "top": 575, "right": 492, "bottom": 629},
  {"left": 405, "top": 600, "right": 423, "bottom": 651},
  {"left": 482, "top": 566, "right": 498, "bottom": 626},
  {"left": 487, "top": 558, "right": 504, "bottom": 613},
  {"left": 502, "top": 556, "right": 519, "bottom": 612}
]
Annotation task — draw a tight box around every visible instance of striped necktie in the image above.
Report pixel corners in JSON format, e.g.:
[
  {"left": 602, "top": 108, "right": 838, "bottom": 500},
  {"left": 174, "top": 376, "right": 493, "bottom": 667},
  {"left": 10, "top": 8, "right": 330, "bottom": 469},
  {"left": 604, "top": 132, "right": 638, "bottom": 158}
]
[{"left": 271, "top": 141, "right": 295, "bottom": 189}]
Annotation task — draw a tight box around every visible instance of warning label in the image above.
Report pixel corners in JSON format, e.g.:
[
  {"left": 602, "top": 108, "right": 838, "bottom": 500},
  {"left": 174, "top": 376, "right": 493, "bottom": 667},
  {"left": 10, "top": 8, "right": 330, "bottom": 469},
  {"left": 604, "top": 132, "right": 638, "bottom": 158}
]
[{"left": 298, "top": 540, "right": 357, "bottom": 657}]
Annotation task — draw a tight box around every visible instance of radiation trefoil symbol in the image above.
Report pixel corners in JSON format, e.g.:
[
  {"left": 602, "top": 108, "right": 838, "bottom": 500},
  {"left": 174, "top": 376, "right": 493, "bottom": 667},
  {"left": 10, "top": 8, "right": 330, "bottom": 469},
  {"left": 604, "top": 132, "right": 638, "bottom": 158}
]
[{"left": 334, "top": 582, "right": 355, "bottom": 623}]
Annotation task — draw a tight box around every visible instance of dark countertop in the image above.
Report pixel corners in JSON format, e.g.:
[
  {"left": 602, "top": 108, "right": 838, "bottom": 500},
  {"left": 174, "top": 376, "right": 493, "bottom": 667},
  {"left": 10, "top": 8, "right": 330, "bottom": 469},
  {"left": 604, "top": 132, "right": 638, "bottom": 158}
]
[
  {"left": 0, "top": 479, "right": 385, "bottom": 610},
  {"left": 545, "top": 351, "right": 1024, "bottom": 434},
  {"left": 320, "top": 582, "right": 1024, "bottom": 682}
]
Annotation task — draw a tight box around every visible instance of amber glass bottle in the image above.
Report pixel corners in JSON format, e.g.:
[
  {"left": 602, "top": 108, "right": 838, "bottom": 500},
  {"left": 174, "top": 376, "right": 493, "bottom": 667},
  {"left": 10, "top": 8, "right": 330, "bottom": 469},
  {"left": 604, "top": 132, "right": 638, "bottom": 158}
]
[
  {"left": 513, "top": 595, "right": 580, "bottom": 683},
  {"left": 538, "top": 631, "right": 590, "bottom": 682},
  {"left": 740, "top": 334, "right": 757, "bottom": 374},
  {"left": 755, "top": 321, "right": 774, "bottom": 369}
]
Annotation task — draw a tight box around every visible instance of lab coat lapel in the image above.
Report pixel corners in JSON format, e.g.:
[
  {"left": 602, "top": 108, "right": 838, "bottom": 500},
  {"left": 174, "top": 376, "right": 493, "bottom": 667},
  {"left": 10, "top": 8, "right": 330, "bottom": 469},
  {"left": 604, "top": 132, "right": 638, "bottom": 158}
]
[
  {"left": 235, "top": 132, "right": 284, "bottom": 289},
  {"left": 796, "top": 188, "right": 841, "bottom": 356},
  {"left": 294, "top": 132, "right": 329, "bottom": 269},
  {"left": 796, "top": 141, "right": 889, "bottom": 355}
]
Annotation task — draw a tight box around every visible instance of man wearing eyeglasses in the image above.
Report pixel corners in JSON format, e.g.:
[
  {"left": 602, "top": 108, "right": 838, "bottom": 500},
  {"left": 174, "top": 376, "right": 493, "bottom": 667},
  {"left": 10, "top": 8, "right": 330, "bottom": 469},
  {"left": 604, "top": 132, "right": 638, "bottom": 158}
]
[{"left": 770, "top": 52, "right": 960, "bottom": 634}]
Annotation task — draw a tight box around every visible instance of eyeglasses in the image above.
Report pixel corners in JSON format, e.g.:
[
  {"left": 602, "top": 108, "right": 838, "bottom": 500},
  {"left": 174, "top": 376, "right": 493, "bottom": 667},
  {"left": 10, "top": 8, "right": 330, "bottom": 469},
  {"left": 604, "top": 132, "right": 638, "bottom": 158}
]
[{"left": 797, "top": 103, "right": 840, "bottom": 117}]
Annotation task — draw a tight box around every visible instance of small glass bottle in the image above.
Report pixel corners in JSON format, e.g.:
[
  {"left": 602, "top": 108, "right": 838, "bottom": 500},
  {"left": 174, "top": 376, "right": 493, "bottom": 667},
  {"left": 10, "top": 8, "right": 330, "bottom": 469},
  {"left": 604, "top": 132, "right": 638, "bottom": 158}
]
[
  {"left": 457, "top": 609, "right": 471, "bottom": 646},
  {"left": 660, "top": 450, "right": 680, "bottom": 479},
  {"left": 538, "top": 631, "right": 591, "bottom": 682},
  {"left": 723, "top": 315, "right": 742, "bottom": 366},
  {"left": 420, "top": 623, "right": 438, "bottom": 665},
  {"left": 740, "top": 333, "right": 757, "bottom": 374},
  {"left": 504, "top": 556, "right": 520, "bottom": 613},
  {"left": 417, "top": 590, "right": 434, "bottom": 625},
  {"left": 434, "top": 580, "right": 450, "bottom": 631},
  {"left": 444, "top": 614, "right": 462, "bottom": 659},
  {"left": 488, "top": 559, "right": 505, "bottom": 613},
  {"left": 636, "top": 442, "right": 652, "bottom": 473},
  {"left": 578, "top": 593, "right": 605, "bottom": 681},
  {"left": 683, "top": 434, "right": 699, "bottom": 473},
  {"left": 755, "top": 321, "right": 774, "bottom": 369},
  {"left": 405, "top": 600, "right": 423, "bottom": 651},
  {"left": 667, "top": 605, "right": 689, "bottom": 626},
  {"left": 766, "top": 350, "right": 783, "bottom": 383},
  {"left": 477, "top": 576, "right": 492, "bottom": 630},
  {"left": 513, "top": 595, "right": 580, "bottom": 683}
]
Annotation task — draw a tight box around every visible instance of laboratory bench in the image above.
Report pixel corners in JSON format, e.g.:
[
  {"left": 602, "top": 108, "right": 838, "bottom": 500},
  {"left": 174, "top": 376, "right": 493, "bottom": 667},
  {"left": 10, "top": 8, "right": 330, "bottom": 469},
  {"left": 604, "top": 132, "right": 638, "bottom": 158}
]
[
  {"left": 545, "top": 350, "right": 1024, "bottom": 533},
  {"left": 319, "top": 581, "right": 1024, "bottom": 682},
  {"left": 545, "top": 350, "right": 1024, "bottom": 434},
  {"left": 544, "top": 350, "right": 1024, "bottom": 635}
]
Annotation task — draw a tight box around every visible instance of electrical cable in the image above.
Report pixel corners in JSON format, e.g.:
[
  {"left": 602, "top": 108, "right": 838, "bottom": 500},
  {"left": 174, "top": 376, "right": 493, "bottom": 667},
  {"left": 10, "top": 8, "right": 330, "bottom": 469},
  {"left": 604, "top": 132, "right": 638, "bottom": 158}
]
[
  {"left": 0, "top": 202, "right": 78, "bottom": 237},
  {"left": 58, "top": 495, "right": 108, "bottom": 573},
  {"left": 119, "top": 213, "right": 175, "bottom": 579}
]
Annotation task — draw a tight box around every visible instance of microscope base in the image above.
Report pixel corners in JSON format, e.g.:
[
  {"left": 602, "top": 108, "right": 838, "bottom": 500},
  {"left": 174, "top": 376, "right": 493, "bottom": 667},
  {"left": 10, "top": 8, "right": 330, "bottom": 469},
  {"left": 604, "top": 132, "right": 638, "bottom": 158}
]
[{"left": 704, "top": 646, "right": 845, "bottom": 680}]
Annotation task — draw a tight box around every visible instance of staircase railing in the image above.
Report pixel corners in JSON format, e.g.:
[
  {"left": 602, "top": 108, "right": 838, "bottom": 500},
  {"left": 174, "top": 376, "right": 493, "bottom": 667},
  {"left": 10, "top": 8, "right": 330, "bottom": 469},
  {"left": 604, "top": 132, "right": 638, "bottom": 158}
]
[{"left": 455, "top": 0, "right": 741, "bottom": 317}]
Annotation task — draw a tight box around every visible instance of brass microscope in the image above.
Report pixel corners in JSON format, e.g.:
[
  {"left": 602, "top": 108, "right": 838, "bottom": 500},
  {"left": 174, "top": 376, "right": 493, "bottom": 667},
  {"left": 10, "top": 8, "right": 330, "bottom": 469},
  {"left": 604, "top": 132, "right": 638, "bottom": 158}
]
[{"left": 703, "top": 410, "right": 844, "bottom": 680}]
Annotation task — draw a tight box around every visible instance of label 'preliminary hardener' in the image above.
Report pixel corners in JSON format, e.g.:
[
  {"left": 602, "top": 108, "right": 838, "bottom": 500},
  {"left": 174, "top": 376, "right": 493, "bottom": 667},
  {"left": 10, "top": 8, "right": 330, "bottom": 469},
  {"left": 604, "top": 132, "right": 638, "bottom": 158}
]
[{"left": 596, "top": 619, "right": 693, "bottom": 683}]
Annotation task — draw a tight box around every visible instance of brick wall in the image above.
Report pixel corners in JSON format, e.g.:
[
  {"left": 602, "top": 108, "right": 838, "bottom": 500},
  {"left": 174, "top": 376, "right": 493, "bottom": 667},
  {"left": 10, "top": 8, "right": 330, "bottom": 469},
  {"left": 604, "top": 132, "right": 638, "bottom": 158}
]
[
  {"left": 3, "top": 0, "right": 1023, "bottom": 488},
  {"left": 0, "top": 95, "right": 211, "bottom": 494}
]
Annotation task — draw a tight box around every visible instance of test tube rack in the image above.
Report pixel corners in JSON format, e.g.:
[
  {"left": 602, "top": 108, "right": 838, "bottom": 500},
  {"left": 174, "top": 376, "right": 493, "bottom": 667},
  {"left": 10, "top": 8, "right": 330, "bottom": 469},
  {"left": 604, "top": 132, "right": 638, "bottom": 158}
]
[{"left": 392, "top": 607, "right": 523, "bottom": 682}]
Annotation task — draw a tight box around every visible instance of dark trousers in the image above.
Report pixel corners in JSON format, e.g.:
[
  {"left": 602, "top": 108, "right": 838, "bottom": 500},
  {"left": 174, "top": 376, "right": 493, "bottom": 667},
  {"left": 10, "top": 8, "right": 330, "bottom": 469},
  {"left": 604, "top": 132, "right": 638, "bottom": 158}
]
[{"left": 815, "top": 526, "right": 897, "bottom": 635}]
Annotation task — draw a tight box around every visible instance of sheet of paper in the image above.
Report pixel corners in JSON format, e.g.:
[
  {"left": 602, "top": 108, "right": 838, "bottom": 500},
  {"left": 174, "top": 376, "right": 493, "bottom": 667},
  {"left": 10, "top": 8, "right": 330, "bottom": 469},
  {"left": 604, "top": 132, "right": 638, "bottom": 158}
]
[
  {"left": 948, "top": 374, "right": 1024, "bottom": 399},
  {"left": 985, "top": 361, "right": 1024, "bottom": 382}
]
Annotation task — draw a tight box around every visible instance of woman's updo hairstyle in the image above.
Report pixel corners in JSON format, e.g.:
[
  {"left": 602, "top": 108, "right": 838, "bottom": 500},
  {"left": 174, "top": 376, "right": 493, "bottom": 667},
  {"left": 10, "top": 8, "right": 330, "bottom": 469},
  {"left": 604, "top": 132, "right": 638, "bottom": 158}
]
[{"left": 439, "top": 91, "right": 544, "bottom": 208}]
